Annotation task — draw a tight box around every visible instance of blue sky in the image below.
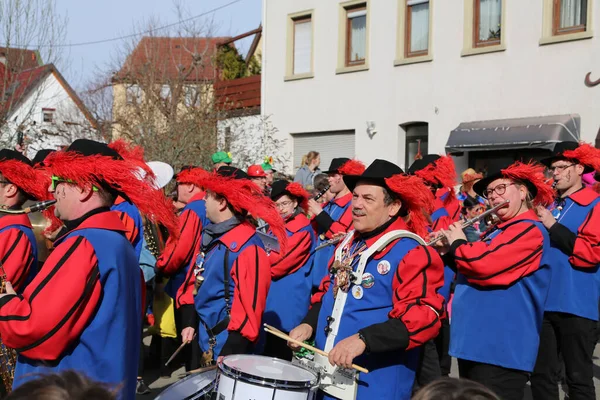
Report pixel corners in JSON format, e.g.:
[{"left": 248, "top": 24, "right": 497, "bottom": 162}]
[{"left": 55, "top": 0, "right": 261, "bottom": 88}]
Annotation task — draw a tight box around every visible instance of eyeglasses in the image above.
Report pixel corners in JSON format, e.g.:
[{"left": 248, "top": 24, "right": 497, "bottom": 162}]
[
  {"left": 275, "top": 200, "right": 293, "bottom": 209},
  {"left": 51, "top": 175, "right": 98, "bottom": 192},
  {"left": 548, "top": 163, "right": 575, "bottom": 173},
  {"left": 0, "top": 180, "right": 10, "bottom": 186},
  {"left": 483, "top": 183, "right": 515, "bottom": 199}
]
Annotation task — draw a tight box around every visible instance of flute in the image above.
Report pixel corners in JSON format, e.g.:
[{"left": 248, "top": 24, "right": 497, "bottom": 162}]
[{"left": 426, "top": 199, "right": 510, "bottom": 246}]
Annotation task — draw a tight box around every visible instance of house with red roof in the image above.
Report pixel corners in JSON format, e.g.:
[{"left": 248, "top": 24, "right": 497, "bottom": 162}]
[{"left": 0, "top": 50, "right": 99, "bottom": 157}]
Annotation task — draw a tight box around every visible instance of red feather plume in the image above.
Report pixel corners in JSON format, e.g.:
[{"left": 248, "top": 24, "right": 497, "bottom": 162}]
[
  {"left": 285, "top": 182, "right": 310, "bottom": 212},
  {"left": 502, "top": 162, "right": 554, "bottom": 207},
  {"left": 0, "top": 159, "right": 49, "bottom": 201},
  {"left": 176, "top": 167, "right": 210, "bottom": 187},
  {"left": 563, "top": 143, "right": 600, "bottom": 173},
  {"left": 384, "top": 174, "right": 436, "bottom": 238},
  {"left": 109, "top": 139, "right": 155, "bottom": 178},
  {"left": 195, "top": 172, "right": 288, "bottom": 252},
  {"left": 44, "top": 151, "right": 179, "bottom": 239},
  {"left": 338, "top": 159, "right": 366, "bottom": 176},
  {"left": 415, "top": 156, "right": 457, "bottom": 206}
]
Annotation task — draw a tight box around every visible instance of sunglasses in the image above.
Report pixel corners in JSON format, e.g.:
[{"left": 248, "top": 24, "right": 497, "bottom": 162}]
[{"left": 51, "top": 175, "right": 98, "bottom": 192}]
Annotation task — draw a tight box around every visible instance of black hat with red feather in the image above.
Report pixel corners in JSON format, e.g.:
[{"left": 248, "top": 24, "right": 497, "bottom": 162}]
[
  {"left": 44, "top": 139, "right": 179, "bottom": 239},
  {"left": 270, "top": 180, "right": 310, "bottom": 212},
  {"left": 0, "top": 149, "right": 47, "bottom": 201}
]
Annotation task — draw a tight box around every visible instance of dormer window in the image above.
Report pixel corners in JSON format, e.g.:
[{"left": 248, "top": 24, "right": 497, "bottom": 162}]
[{"left": 42, "top": 108, "right": 55, "bottom": 123}]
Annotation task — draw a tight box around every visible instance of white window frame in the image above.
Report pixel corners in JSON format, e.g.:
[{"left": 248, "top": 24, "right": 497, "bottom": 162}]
[
  {"left": 395, "top": 0, "right": 433, "bottom": 66},
  {"left": 540, "top": 0, "right": 593, "bottom": 45},
  {"left": 461, "top": 0, "right": 506, "bottom": 57},
  {"left": 285, "top": 10, "right": 314, "bottom": 81},
  {"left": 336, "top": 0, "right": 370, "bottom": 75}
]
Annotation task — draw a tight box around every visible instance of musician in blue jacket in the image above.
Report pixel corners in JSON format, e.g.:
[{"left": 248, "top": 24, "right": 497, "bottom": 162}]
[
  {"left": 290, "top": 159, "right": 444, "bottom": 400},
  {"left": 0, "top": 139, "right": 178, "bottom": 399},
  {"left": 262, "top": 180, "right": 317, "bottom": 360},
  {"left": 531, "top": 142, "right": 600, "bottom": 400},
  {"left": 441, "top": 162, "right": 554, "bottom": 400}
]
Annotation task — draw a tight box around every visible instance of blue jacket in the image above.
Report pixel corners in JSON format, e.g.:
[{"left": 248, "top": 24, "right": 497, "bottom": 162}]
[
  {"left": 9, "top": 212, "right": 141, "bottom": 399},
  {"left": 544, "top": 188, "right": 600, "bottom": 320},
  {"left": 449, "top": 214, "right": 551, "bottom": 372},
  {"left": 111, "top": 199, "right": 143, "bottom": 259},
  {"left": 316, "top": 236, "right": 423, "bottom": 399}
]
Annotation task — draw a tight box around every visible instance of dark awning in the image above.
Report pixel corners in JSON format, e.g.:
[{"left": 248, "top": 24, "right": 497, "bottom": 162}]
[{"left": 445, "top": 114, "right": 580, "bottom": 153}]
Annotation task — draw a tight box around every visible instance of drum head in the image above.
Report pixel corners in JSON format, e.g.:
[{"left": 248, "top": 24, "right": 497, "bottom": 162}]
[
  {"left": 156, "top": 369, "right": 217, "bottom": 400},
  {"left": 219, "top": 355, "right": 318, "bottom": 389}
]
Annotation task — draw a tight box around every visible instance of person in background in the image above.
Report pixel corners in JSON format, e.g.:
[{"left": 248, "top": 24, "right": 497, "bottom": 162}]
[
  {"left": 294, "top": 151, "right": 321, "bottom": 190},
  {"left": 461, "top": 197, "right": 486, "bottom": 242},
  {"left": 6, "top": 371, "right": 117, "bottom": 400},
  {"left": 211, "top": 151, "right": 232, "bottom": 171},
  {"left": 412, "top": 378, "right": 500, "bottom": 400},
  {"left": 247, "top": 164, "right": 268, "bottom": 193},
  {"left": 458, "top": 168, "right": 486, "bottom": 206},
  {"left": 313, "top": 173, "right": 333, "bottom": 204},
  {"left": 261, "top": 156, "right": 276, "bottom": 192}
]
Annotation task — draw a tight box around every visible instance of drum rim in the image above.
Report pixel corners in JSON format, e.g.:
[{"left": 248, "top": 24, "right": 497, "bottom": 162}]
[
  {"left": 155, "top": 370, "right": 217, "bottom": 399},
  {"left": 218, "top": 355, "right": 318, "bottom": 390}
]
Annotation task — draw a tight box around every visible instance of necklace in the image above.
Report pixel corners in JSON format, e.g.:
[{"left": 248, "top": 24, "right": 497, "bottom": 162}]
[{"left": 331, "top": 240, "right": 367, "bottom": 298}]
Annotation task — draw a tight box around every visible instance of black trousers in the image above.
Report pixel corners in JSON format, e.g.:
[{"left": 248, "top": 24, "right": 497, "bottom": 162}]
[
  {"left": 531, "top": 312, "right": 597, "bottom": 400},
  {"left": 413, "top": 340, "right": 442, "bottom": 392},
  {"left": 435, "top": 318, "right": 451, "bottom": 377},
  {"left": 174, "top": 306, "right": 202, "bottom": 371},
  {"left": 458, "top": 359, "right": 528, "bottom": 400}
]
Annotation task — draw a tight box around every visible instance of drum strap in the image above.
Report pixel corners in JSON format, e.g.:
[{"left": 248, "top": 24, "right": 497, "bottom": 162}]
[
  {"left": 200, "top": 316, "right": 231, "bottom": 340},
  {"left": 223, "top": 250, "right": 231, "bottom": 314}
]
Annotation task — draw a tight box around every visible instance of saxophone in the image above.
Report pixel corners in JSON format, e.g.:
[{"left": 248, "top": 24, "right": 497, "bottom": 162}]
[{"left": 0, "top": 199, "right": 57, "bottom": 393}]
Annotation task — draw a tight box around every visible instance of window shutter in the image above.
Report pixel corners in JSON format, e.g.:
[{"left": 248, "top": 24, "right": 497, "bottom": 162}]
[
  {"left": 293, "top": 131, "right": 356, "bottom": 172},
  {"left": 293, "top": 20, "right": 312, "bottom": 75}
]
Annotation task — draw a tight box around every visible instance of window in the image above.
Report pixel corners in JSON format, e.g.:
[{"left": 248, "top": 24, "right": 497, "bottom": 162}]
[
  {"left": 474, "top": 0, "right": 502, "bottom": 47},
  {"left": 345, "top": 6, "right": 367, "bottom": 66},
  {"left": 462, "top": 0, "right": 505, "bottom": 57},
  {"left": 403, "top": 123, "right": 428, "bottom": 169},
  {"left": 42, "top": 108, "right": 55, "bottom": 123},
  {"left": 553, "top": 0, "right": 587, "bottom": 35},
  {"left": 293, "top": 16, "right": 312, "bottom": 75},
  {"left": 126, "top": 85, "right": 142, "bottom": 104},
  {"left": 406, "top": 0, "right": 430, "bottom": 57},
  {"left": 285, "top": 10, "right": 314, "bottom": 80}
]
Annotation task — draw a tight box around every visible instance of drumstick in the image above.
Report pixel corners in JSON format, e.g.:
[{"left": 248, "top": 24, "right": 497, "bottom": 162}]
[
  {"left": 263, "top": 324, "right": 369, "bottom": 374},
  {"left": 184, "top": 364, "right": 218, "bottom": 376},
  {"left": 165, "top": 341, "right": 189, "bottom": 366}
]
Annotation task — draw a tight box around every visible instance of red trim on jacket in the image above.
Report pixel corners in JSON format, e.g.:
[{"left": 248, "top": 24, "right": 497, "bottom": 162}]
[
  {"left": 569, "top": 188, "right": 600, "bottom": 268},
  {"left": 0, "top": 214, "right": 35, "bottom": 292},
  {"left": 269, "top": 214, "right": 313, "bottom": 279}
]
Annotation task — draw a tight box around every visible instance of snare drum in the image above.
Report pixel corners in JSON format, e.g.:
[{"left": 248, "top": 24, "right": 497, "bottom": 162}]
[
  {"left": 155, "top": 369, "right": 217, "bottom": 400},
  {"left": 216, "top": 354, "right": 319, "bottom": 400}
]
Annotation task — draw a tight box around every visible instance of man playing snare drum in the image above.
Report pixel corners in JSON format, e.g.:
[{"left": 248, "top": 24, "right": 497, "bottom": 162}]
[{"left": 289, "top": 159, "right": 445, "bottom": 400}]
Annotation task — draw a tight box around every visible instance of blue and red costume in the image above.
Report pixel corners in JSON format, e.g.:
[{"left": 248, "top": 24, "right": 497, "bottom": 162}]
[
  {"left": 311, "top": 192, "right": 353, "bottom": 288},
  {"left": 543, "top": 187, "right": 600, "bottom": 319},
  {"left": 111, "top": 196, "right": 143, "bottom": 259},
  {"left": 449, "top": 210, "right": 551, "bottom": 373},
  {"left": 0, "top": 211, "right": 142, "bottom": 399},
  {"left": 263, "top": 212, "right": 317, "bottom": 332},
  {"left": 306, "top": 218, "right": 444, "bottom": 400},
  {"left": 156, "top": 192, "right": 209, "bottom": 307},
  {"left": 191, "top": 222, "right": 271, "bottom": 356},
  {"left": 0, "top": 214, "right": 38, "bottom": 293}
]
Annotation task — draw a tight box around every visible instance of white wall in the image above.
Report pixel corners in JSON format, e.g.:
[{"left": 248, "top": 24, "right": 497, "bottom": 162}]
[
  {"left": 263, "top": 0, "right": 600, "bottom": 172},
  {"left": 5, "top": 71, "right": 99, "bottom": 158}
]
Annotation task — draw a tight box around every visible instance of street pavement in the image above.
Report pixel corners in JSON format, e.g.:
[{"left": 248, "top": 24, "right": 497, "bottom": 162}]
[{"left": 136, "top": 338, "right": 600, "bottom": 399}]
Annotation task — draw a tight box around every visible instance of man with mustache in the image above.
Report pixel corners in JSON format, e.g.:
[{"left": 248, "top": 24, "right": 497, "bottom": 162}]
[
  {"left": 531, "top": 143, "right": 600, "bottom": 400},
  {"left": 289, "top": 159, "right": 444, "bottom": 400}
]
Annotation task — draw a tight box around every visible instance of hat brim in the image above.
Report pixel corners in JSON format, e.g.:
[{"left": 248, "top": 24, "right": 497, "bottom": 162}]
[
  {"left": 473, "top": 173, "right": 538, "bottom": 199},
  {"left": 344, "top": 175, "right": 387, "bottom": 192},
  {"left": 540, "top": 155, "right": 594, "bottom": 174}
]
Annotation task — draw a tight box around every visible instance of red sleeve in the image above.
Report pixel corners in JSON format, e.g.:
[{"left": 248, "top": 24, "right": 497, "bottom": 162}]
[
  {"left": 324, "top": 206, "right": 353, "bottom": 239},
  {"left": 389, "top": 246, "right": 445, "bottom": 350},
  {"left": 431, "top": 215, "right": 452, "bottom": 231},
  {"left": 310, "top": 274, "right": 331, "bottom": 306},
  {"left": 116, "top": 211, "right": 139, "bottom": 245},
  {"left": 445, "top": 197, "right": 462, "bottom": 223},
  {"left": 0, "top": 236, "right": 101, "bottom": 360},
  {"left": 0, "top": 227, "right": 35, "bottom": 292},
  {"left": 156, "top": 210, "right": 202, "bottom": 275},
  {"left": 269, "top": 230, "right": 312, "bottom": 279},
  {"left": 176, "top": 258, "right": 197, "bottom": 307},
  {"left": 453, "top": 221, "right": 544, "bottom": 286},
  {"left": 570, "top": 202, "right": 600, "bottom": 268},
  {"left": 228, "top": 245, "right": 271, "bottom": 342}
]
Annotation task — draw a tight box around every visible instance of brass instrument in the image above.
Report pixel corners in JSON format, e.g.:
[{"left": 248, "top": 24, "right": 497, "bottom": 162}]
[
  {"left": 0, "top": 199, "right": 56, "bottom": 394},
  {"left": 426, "top": 199, "right": 510, "bottom": 246}
]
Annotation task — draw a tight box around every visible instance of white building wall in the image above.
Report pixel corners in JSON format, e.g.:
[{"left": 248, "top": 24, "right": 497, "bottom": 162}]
[
  {"left": 263, "top": 0, "right": 600, "bottom": 172},
  {"left": 6, "top": 71, "right": 99, "bottom": 158}
]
